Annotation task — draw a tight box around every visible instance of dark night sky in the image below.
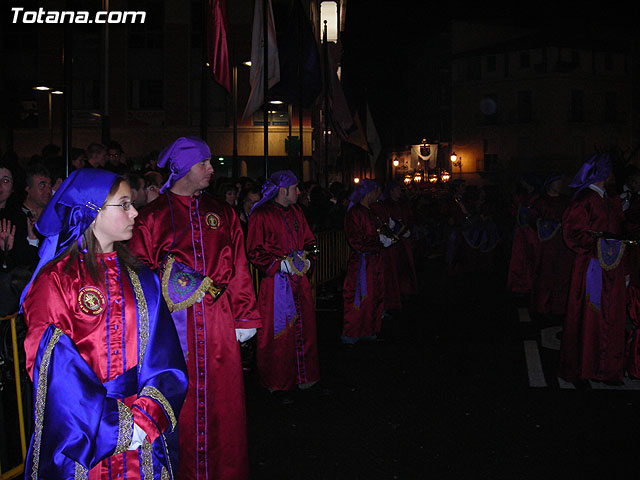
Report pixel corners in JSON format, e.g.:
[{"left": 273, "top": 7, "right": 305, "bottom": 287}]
[{"left": 340, "top": 0, "right": 634, "bottom": 150}]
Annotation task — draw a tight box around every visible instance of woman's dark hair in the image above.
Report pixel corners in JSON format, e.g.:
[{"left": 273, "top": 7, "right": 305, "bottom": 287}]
[{"left": 44, "top": 177, "right": 140, "bottom": 285}]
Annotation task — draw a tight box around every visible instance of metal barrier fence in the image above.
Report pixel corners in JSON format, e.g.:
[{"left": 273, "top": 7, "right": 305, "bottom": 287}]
[
  {"left": 248, "top": 229, "right": 350, "bottom": 297},
  {"left": 0, "top": 312, "right": 27, "bottom": 480}
]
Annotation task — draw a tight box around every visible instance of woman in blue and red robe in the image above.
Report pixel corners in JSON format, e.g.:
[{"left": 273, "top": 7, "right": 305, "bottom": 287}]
[{"left": 20, "top": 169, "right": 188, "bottom": 480}]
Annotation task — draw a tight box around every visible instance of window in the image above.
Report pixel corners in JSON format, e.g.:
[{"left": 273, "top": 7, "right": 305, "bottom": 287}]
[
  {"left": 129, "top": 79, "right": 164, "bottom": 109},
  {"left": 604, "top": 92, "right": 617, "bottom": 123},
  {"left": 520, "top": 51, "right": 530, "bottom": 69},
  {"left": 517, "top": 91, "right": 532, "bottom": 123},
  {"left": 486, "top": 55, "right": 497, "bottom": 73},
  {"left": 604, "top": 53, "right": 613, "bottom": 71},
  {"left": 253, "top": 104, "right": 290, "bottom": 126},
  {"left": 570, "top": 89, "right": 584, "bottom": 122}
]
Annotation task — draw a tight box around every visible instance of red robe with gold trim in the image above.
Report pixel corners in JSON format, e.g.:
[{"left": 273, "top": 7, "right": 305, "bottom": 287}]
[
  {"left": 370, "top": 200, "right": 402, "bottom": 310},
  {"left": 246, "top": 201, "right": 319, "bottom": 390},
  {"left": 507, "top": 191, "right": 539, "bottom": 293},
  {"left": 342, "top": 203, "right": 384, "bottom": 339},
  {"left": 559, "top": 188, "right": 626, "bottom": 383},
  {"left": 128, "top": 191, "right": 261, "bottom": 480},
  {"left": 23, "top": 253, "right": 187, "bottom": 479},
  {"left": 529, "top": 193, "right": 574, "bottom": 315}
]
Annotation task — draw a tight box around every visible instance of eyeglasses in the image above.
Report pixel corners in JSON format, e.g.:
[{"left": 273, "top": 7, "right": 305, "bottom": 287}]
[{"left": 104, "top": 201, "right": 135, "bottom": 211}]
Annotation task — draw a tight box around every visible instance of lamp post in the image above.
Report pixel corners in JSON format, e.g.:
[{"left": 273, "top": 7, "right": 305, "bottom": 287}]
[
  {"left": 33, "top": 86, "right": 63, "bottom": 145},
  {"left": 451, "top": 151, "right": 462, "bottom": 177}
]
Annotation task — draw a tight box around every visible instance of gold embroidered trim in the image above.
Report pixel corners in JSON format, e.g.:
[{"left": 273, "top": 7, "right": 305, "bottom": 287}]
[
  {"left": 536, "top": 219, "right": 562, "bottom": 242},
  {"left": 161, "top": 433, "right": 174, "bottom": 480},
  {"left": 31, "top": 328, "right": 63, "bottom": 480},
  {"left": 74, "top": 462, "right": 88, "bottom": 480},
  {"left": 161, "top": 255, "right": 224, "bottom": 312},
  {"left": 141, "top": 438, "right": 154, "bottom": 480},
  {"left": 140, "top": 386, "right": 178, "bottom": 431},
  {"left": 597, "top": 239, "right": 626, "bottom": 271},
  {"left": 283, "top": 252, "right": 311, "bottom": 277},
  {"left": 127, "top": 267, "right": 149, "bottom": 366},
  {"left": 114, "top": 401, "right": 134, "bottom": 454}
]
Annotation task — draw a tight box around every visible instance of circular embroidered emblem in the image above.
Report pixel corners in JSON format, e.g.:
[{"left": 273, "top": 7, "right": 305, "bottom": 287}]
[
  {"left": 205, "top": 212, "right": 221, "bottom": 230},
  {"left": 172, "top": 272, "right": 197, "bottom": 293},
  {"left": 78, "top": 286, "right": 106, "bottom": 315}
]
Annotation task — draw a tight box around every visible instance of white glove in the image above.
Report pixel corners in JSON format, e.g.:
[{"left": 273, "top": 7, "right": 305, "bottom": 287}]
[
  {"left": 388, "top": 217, "right": 396, "bottom": 229},
  {"left": 280, "top": 259, "right": 292, "bottom": 274},
  {"left": 402, "top": 229, "right": 411, "bottom": 238},
  {"left": 379, "top": 234, "right": 393, "bottom": 247},
  {"left": 128, "top": 423, "right": 147, "bottom": 450},
  {"left": 236, "top": 328, "right": 257, "bottom": 342}
]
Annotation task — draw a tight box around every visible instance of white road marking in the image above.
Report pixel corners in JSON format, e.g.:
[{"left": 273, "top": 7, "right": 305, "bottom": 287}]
[
  {"left": 557, "top": 377, "right": 575, "bottom": 389},
  {"left": 524, "top": 340, "right": 547, "bottom": 387},
  {"left": 589, "top": 378, "right": 640, "bottom": 390},
  {"left": 518, "top": 308, "right": 531, "bottom": 323},
  {"left": 540, "top": 326, "right": 562, "bottom": 351}
]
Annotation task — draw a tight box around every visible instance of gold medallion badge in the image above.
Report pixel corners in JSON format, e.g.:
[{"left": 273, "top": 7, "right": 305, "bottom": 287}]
[
  {"left": 205, "top": 212, "right": 221, "bottom": 230},
  {"left": 78, "top": 286, "right": 106, "bottom": 315}
]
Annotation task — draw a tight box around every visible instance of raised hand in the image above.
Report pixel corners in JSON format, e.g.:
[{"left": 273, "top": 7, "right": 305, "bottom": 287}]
[{"left": 0, "top": 218, "right": 16, "bottom": 251}]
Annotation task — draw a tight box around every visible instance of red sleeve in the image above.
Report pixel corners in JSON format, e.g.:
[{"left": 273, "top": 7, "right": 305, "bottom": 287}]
[
  {"left": 562, "top": 195, "right": 597, "bottom": 257},
  {"left": 246, "top": 208, "right": 282, "bottom": 277},
  {"left": 22, "top": 268, "right": 69, "bottom": 379},
  {"left": 227, "top": 208, "right": 262, "bottom": 328},
  {"left": 131, "top": 397, "right": 169, "bottom": 443},
  {"left": 345, "top": 206, "right": 381, "bottom": 253}
]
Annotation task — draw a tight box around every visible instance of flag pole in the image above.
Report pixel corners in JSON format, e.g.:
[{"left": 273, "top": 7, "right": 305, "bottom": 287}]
[
  {"left": 201, "top": 0, "right": 208, "bottom": 141},
  {"left": 263, "top": 0, "right": 269, "bottom": 179},
  {"left": 322, "top": 20, "right": 329, "bottom": 188},
  {"left": 298, "top": 0, "right": 304, "bottom": 174},
  {"left": 232, "top": 63, "right": 239, "bottom": 178}
]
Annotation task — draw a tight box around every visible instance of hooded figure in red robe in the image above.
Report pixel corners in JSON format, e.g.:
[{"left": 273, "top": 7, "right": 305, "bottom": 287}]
[
  {"left": 246, "top": 170, "right": 320, "bottom": 400},
  {"left": 128, "top": 137, "right": 261, "bottom": 480},
  {"left": 529, "top": 174, "right": 574, "bottom": 316},
  {"left": 342, "top": 180, "right": 393, "bottom": 343},
  {"left": 559, "top": 154, "right": 626, "bottom": 384}
]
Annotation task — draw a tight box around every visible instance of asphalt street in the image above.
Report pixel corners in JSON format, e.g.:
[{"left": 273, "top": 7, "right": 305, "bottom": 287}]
[{"left": 244, "top": 252, "right": 640, "bottom": 480}]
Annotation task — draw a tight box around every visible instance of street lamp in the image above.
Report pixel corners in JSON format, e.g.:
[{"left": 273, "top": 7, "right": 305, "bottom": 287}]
[
  {"left": 33, "top": 86, "right": 63, "bottom": 144},
  {"left": 451, "top": 151, "right": 462, "bottom": 176},
  {"left": 440, "top": 170, "right": 451, "bottom": 183}
]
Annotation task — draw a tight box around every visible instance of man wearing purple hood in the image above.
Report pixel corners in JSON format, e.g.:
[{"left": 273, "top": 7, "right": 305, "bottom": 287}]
[
  {"left": 246, "top": 170, "right": 320, "bottom": 403},
  {"left": 559, "top": 154, "right": 626, "bottom": 385},
  {"left": 342, "top": 179, "right": 393, "bottom": 344},
  {"left": 128, "top": 137, "right": 261, "bottom": 480}
]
